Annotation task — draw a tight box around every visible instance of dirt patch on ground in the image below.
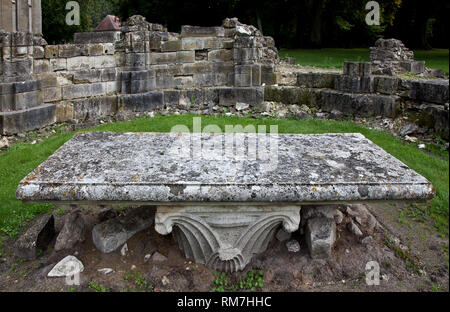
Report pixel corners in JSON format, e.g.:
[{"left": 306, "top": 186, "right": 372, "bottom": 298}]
[{"left": 0, "top": 202, "right": 448, "bottom": 292}]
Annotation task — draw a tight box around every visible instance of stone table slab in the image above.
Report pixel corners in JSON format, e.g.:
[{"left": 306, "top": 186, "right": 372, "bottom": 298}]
[{"left": 16, "top": 131, "right": 434, "bottom": 204}]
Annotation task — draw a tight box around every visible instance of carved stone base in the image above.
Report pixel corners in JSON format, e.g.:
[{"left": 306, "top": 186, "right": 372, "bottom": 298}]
[{"left": 155, "top": 205, "right": 301, "bottom": 272}]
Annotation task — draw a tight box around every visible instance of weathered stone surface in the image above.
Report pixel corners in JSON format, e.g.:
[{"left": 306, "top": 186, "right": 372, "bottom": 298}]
[
  {"left": 334, "top": 209, "right": 344, "bottom": 224},
  {"left": 48, "top": 255, "right": 84, "bottom": 277},
  {"left": 15, "top": 214, "right": 55, "bottom": 260},
  {"left": 181, "top": 37, "right": 221, "bottom": 51},
  {"left": 297, "top": 72, "right": 337, "bottom": 88},
  {"left": 285, "top": 239, "right": 301, "bottom": 253},
  {"left": 119, "top": 92, "right": 163, "bottom": 112},
  {"left": 152, "top": 251, "right": 168, "bottom": 262},
  {"left": 264, "top": 86, "right": 313, "bottom": 105},
  {"left": 400, "top": 123, "right": 419, "bottom": 137},
  {"left": 74, "top": 31, "right": 121, "bottom": 44},
  {"left": 275, "top": 228, "right": 291, "bottom": 242},
  {"left": 208, "top": 49, "right": 232, "bottom": 62},
  {"left": 370, "top": 39, "right": 420, "bottom": 75},
  {"left": 343, "top": 62, "right": 371, "bottom": 77},
  {"left": 92, "top": 206, "right": 156, "bottom": 253},
  {"left": 373, "top": 76, "right": 399, "bottom": 95},
  {"left": 155, "top": 205, "right": 300, "bottom": 272},
  {"left": 400, "top": 61, "right": 425, "bottom": 74},
  {"left": 301, "top": 205, "right": 335, "bottom": 227},
  {"left": 1, "top": 104, "right": 56, "bottom": 135},
  {"left": 406, "top": 79, "right": 449, "bottom": 104},
  {"left": 305, "top": 217, "right": 336, "bottom": 259},
  {"left": 181, "top": 26, "right": 225, "bottom": 38},
  {"left": 17, "top": 132, "right": 434, "bottom": 203},
  {"left": 334, "top": 75, "right": 374, "bottom": 93},
  {"left": 347, "top": 220, "right": 363, "bottom": 236},
  {"left": 54, "top": 211, "right": 85, "bottom": 251},
  {"left": 319, "top": 90, "right": 399, "bottom": 118}
]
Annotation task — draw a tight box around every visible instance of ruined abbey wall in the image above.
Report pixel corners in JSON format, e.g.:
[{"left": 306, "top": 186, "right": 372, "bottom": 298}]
[
  {"left": 1, "top": 16, "right": 279, "bottom": 134},
  {"left": 1, "top": 14, "right": 448, "bottom": 140}
]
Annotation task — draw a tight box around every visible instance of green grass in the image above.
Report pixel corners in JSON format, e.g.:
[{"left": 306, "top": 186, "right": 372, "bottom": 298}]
[
  {"left": 211, "top": 269, "right": 265, "bottom": 292},
  {"left": 0, "top": 115, "right": 448, "bottom": 242},
  {"left": 414, "top": 50, "right": 450, "bottom": 75},
  {"left": 279, "top": 48, "right": 449, "bottom": 74}
]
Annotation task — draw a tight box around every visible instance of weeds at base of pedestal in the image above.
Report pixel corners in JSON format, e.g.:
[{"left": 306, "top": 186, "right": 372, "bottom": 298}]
[{"left": 210, "top": 269, "right": 265, "bottom": 292}]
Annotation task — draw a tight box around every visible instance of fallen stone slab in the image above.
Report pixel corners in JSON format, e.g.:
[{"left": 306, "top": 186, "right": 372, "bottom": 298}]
[
  {"left": 92, "top": 206, "right": 156, "bottom": 253},
  {"left": 306, "top": 217, "right": 336, "bottom": 259},
  {"left": 15, "top": 214, "right": 55, "bottom": 260},
  {"left": 48, "top": 255, "right": 84, "bottom": 277},
  {"left": 54, "top": 211, "right": 85, "bottom": 251}
]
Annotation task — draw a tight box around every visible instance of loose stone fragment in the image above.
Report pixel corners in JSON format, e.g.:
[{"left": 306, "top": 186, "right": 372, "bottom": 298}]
[
  {"left": 286, "top": 239, "right": 300, "bottom": 253},
  {"left": 92, "top": 206, "right": 155, "bottom": 253},
  {"left": 162, "top": 276, "right": 170, "bottom": 286},
  {"left": 15, "top": 214, "right": 55, "bottom": 260},
  {"left": 120, "top": 243, "right": 128, "bottom": 256},
  {"left": 48, "top": 255, "right": 84, "bottom": 277},
  {"left": 54, "top": 212, "right": 85, "bottom": 251},
  {"left": 98, "top": 268, "right": 114, "bottom": 275},
  {"left": 334, "top": 210, "right": 345, "bottom": 224},
  {"left": 0, "top": 137, "right": 9, "bottom": 149},
  {"left": 276, "top": 228, "right": 292, "bottom": 242},
  {"left": 152, "top": 251, "right": 168, "bottom": 263},
  {"left": 347, "top": 221, "right": 363, "bottom": 237},
  {"left": 361, "top": 236, "right": 373, "bottom": 245}
]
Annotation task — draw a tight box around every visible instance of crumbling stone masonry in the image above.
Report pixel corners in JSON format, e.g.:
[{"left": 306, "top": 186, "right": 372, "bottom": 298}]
[
  {"left": 370, "top": 38, "right": 425, "bottom": 76},
  {"left": 1, "top": 13, "right": 279, "bottom": 134},
  {"left": 266, "top": 39, "right": 449, "bottom": 139}
]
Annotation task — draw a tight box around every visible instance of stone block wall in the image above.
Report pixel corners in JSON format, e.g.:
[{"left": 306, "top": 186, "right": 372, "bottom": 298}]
[
  {"left": 370, "top": 39, "right": 425, "bottom": 76},
  {"left": 1, "top": 15, "right": 279, "bottom": 134},
  {"left": 265, "top": 61, "right": 449, "bottom": 138}
]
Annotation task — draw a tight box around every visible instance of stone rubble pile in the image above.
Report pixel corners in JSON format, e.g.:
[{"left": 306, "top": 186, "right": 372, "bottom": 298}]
[{"left": 370, "top": 38, "right": 421, "bottom": 76}]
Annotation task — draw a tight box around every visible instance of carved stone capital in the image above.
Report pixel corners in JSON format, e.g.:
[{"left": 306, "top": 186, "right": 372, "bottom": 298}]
[{"left": 155, "top": 205, "right": 301, "bottom": 272}]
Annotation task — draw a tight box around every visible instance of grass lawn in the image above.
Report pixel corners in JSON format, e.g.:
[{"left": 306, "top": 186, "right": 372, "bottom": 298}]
[
  {"left": 0, "top": 115, "right": 448, "bottom": 249},
  {"left": 279, "top": 48, "right": 449, "bottom": 74}
]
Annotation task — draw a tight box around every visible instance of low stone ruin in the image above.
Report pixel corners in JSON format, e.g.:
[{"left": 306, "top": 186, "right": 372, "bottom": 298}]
[
  {"left": 267, "top": 38, "right": 449, "bottom": 140},
  {"left": 370, "top": 38, "right": 424, "bottom": 76},
  {"left": 1, "top": 12, "right": 448, "bottom": 142}
]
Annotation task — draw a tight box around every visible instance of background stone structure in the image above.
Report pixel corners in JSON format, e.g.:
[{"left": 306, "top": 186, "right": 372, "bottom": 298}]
[
  {"left": 1, "top": 12, "right": 448, "bottom": 140},
  {"left": 1, "top": 15, "right": 279, "bottom": 134},
  {"left": 0, "top": 0, "right": 42, "bottom": 34}
]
